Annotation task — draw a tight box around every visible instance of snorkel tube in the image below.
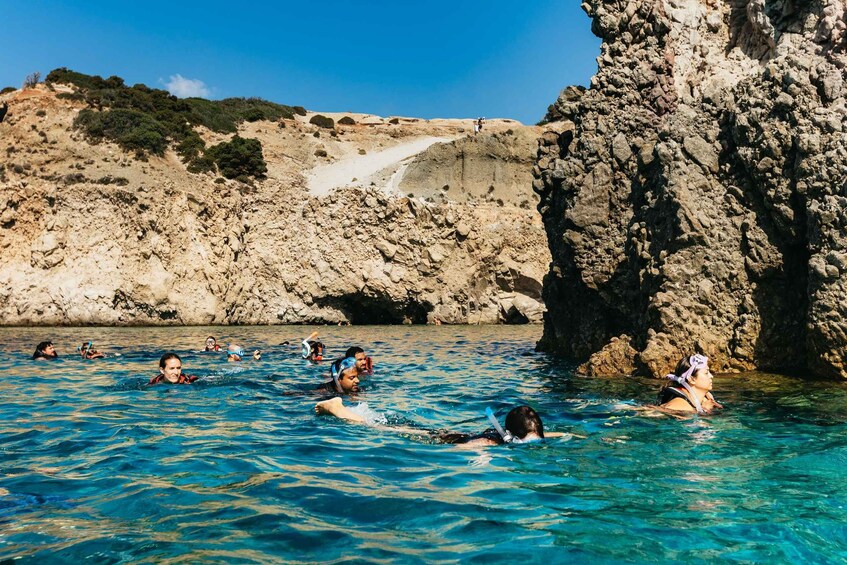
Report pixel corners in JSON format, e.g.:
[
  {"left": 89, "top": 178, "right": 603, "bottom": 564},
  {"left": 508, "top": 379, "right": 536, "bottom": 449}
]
[{"left": 486, "top": 407, "right": 520, "bottom": 444}]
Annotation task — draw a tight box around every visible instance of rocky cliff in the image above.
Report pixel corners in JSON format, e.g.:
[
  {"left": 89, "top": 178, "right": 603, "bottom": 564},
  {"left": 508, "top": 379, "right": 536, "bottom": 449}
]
[
  {"left": 536, "top": 1, "right": 847, "bottom": 377},
  {"left": 0, "top": 86, "right": 547, "bottom": 326}
]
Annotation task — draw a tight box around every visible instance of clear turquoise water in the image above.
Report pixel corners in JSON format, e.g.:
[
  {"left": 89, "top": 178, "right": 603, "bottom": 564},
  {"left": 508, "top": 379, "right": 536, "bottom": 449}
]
[{"left": 2, "top": 326, "right": 847, "bottom": 563}]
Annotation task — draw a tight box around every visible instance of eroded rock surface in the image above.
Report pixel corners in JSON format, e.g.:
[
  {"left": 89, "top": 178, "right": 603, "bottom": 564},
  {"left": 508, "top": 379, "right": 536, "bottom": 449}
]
[
  {"left": 0, "top": 89, "right": 548, "bottom": 326},
  {"left": 536, "top": 1, "right": 847, "bottom": 377}
]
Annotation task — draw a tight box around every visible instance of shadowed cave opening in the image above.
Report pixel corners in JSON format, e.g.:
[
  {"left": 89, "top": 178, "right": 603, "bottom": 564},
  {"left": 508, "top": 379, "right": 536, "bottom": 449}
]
[{"left": 315, "top": 292, "right": 433, "bottom": 325}]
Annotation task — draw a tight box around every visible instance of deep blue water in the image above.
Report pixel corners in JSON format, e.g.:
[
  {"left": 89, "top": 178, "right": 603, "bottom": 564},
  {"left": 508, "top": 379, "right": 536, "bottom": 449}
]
[{"left": 2, "top": 326, "right": 847, "bottom": 563}]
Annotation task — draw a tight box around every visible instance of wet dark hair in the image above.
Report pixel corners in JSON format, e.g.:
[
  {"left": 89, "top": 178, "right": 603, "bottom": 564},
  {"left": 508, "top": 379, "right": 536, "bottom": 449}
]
[
  {"left": 505, "top": 406, "right": 544, "bottom": 440},
  {"left": 159, "top": 353, "right": 182, "bottom": 368},
  {"left": 345, "top": 346, "right": 364, "bottom": 358},
  {"left": 310, "top": 341, "right": 324, "bottom": 354},
  {"left": 32, "top": 341, "right": 57, "bottom": 360},
  {"left": 674, "top": 356, "right": 693, "bottom": 379}
]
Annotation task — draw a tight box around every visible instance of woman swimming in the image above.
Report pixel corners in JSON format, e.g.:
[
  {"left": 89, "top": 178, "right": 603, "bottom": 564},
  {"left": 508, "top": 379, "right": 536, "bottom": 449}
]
[
  {"left": 148, "top": 353, "right": 198, "bottom": 385},
  {"left": 657, "top": 354, "right": 723, "bottom": 414},
  {"left": 32, "top": 341, "right": 58, "bottom": 361}
]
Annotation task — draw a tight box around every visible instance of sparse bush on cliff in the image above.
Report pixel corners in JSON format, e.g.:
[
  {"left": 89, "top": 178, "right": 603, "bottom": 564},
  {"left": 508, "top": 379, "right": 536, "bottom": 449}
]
[
  {"left": 46, "top": 68, "right": 300, "bottom": 175},
  {"left": 74, "top": 108, "right": 169, "bottom": 155},
  {"left": 22, "top": 72, "right": 41, "bottom": 89},
  {"left": 1, "top": 87, "right": 15, "bottom": 95},
  {"left": 206, "top": 136, "right": 267, "bottom": 180},
  {"left": 309, "top": 114, "right": 335, "bottom": 129},
  {"left": 338, "top": 116, "right": 356, "bottom": 125},
  {"left": 293, "top": 106, "right": 307, "bottom": 116},
  {"left": 36, "top": 110, "right": 46, "bottom": 117}
]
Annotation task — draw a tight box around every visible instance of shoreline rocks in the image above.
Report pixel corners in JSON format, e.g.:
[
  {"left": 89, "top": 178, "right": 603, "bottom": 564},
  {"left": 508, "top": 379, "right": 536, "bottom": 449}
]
[{"left": 536, "top": 1, "right": 847, "bottom": 378}]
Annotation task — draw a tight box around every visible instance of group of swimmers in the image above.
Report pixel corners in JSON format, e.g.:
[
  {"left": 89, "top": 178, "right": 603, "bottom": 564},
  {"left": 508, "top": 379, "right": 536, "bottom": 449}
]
[
  {"left": 31, "top": 332, "right": 721, "bottom": 445},
  {"left": 32, "top": 340, "right": 106, "bottom": 360}
]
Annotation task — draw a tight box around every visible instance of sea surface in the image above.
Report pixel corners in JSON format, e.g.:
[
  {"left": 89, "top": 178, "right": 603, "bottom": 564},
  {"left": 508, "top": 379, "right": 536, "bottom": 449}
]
[{"left": 2, "top": 326, "right": 847, "bottom": 563}]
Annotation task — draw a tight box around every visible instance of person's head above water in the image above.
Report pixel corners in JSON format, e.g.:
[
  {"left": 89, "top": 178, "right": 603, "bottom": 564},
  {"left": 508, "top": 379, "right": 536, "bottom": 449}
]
[
  {"left": 505, "top": 406, "right": 545, "bottom": 441},
  {"left": 205, "top": 336, "right": 219, "bottom": 351},
  {"left": 486, "top": 405, "right": 545, "bottom": 444},
  {"left": 33, "top": 341, "right": 57, "bottom": 360},
  {"left": 330, "top": 357, "right": 360, "bottom": 393},
  {"left": 344, "top": 346, "right": 372, "bottom": 373},
  {"left": 227, "top": 344, "right": 245, "bottom": 362},
  {"left": 657, "top": 353, "right": 720, "bottom": 414},
  {"left": 670, "top": 354, "right": 713, "bottom": 392},
  {"left": 158, "top": 353, "right": 183, "bottom": 383}
]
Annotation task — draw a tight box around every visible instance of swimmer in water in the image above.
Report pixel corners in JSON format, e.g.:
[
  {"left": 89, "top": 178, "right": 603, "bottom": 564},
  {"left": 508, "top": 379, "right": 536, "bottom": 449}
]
[
  {"left": 320, "top": 357, "right": 360, "bottom": 395},
  {"left": 78, "top": 341, "right": 105, "bottom": 360},
  {"left": 32, "top": 341, "right": 58, "bottom": 361},
  {"left": 656, "top": 353, "right": 723, "bottom": 415},
  {"left": 316, "top": 400, "right": 564, "bottom": 447},
  {"left": 204, "top": 336, "right": 221, "bottom": 351},
  {"left": 226, "top": 344, "right": 261, "bottom": 362},
  {"left": 301, "top": 331, "right": 324, "bottom": 362},
  {"left": 343, "top": 346, "right": 373, "bottom": 375},
  {"left": 148, "top": 353, "right": 198, "bottom": 385}
]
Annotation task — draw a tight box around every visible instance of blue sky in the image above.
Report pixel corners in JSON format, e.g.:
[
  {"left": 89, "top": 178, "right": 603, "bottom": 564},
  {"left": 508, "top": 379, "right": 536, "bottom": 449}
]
[{"left": 2, "top": 1, "right": 600, "bottom": 124}]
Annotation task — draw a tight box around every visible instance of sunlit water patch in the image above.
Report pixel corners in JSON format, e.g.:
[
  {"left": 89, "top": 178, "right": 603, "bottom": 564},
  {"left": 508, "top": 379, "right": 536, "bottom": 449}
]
[{"left": 2, "top": 326, "right": 847, "bottom": 562}]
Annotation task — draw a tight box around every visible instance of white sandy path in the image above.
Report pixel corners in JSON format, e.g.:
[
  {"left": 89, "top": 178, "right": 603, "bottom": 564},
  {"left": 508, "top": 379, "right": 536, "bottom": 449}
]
[{"left": 307, "top": 136, "right": 455, "bottom": 196}]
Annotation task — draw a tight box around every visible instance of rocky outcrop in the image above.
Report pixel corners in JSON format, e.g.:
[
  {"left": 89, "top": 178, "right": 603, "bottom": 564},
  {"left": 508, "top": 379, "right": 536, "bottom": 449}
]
[
  {"left": 0, "top": 88, "right": 548, "bottom": 326},
  {"left": 536, "top": 1, "right": 847, "bottom": 377}
]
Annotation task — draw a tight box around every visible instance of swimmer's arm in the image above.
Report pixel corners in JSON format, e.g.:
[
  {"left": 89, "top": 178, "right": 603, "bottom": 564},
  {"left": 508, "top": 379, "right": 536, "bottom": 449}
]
[{"left": 315, "top": 397, "right": 366, "bottom": 423}]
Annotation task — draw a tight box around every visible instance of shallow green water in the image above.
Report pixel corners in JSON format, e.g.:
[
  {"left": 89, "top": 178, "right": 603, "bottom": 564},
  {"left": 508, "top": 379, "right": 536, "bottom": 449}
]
[{"left": 2, "top": 326, "right": 847, "bottom": 563}]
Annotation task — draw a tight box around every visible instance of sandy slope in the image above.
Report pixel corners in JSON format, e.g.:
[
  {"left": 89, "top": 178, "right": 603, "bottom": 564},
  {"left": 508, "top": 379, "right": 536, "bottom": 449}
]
[{"left": 306, "top": 135, "right": 456, "bottom": 196}]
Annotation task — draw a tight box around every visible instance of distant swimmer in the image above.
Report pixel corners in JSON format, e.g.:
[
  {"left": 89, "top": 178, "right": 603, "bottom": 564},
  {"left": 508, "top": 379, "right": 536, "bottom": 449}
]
[
  {"left": 204, "top": 336, "right": 222, "bottom": 352},
  {"left": 148, "top": 353, "right": 198, "bottom": 385},
  {"left": 226, "top": 344, "right": 262, "bottom": 362},
  {"left": 301, "top": 331, "right": 324, "bottom": 362},
  {"left": 32, "top": 341, "right": 58, "bottom": 361},
  {"left": 656, "top": 354, "right": 723, "bottom": 415},
  {"left": 78, "top": 341, "right": 105, "bottom": 359}
]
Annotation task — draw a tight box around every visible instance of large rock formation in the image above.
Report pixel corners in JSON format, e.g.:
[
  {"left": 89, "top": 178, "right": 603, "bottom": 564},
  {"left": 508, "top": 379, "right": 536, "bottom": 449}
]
[
  {"left": 0, "top": 87, "right": 547, "bottom": 326},
  {"left": 536, "top": 1, "right": 847, "bottom": 377}
]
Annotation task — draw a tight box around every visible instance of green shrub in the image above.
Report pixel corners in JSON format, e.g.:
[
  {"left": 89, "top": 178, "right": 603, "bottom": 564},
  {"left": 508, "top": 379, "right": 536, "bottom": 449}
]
[
  {"left": 46, "top": 68, "right": 303, "bottom": 175},
  {"left": 309, "top": 114, "right": 334, "bottom": 129},
  {"left": 74, "top": 108, "right": 168, "bottom": 155},
  {"left": 293, "top": 106, "right": 307, "bottom": 116},
  {"left": 0, "top": 87, "right": 15, "bottom": 95},
  {"left": 57, "top": 91, "right": 85, "bottom": 102},
  {"left": 338, "top": 116, "right": 356, "bottom": 125},
  {"left": 206, "top": 136, "right": 267, "bottom": 179},
  {"left": 388, "top": 117, "right": 400, "bottom": 125},
  {"left": 36, "top": 109, "right": 47, "bottom": 117}
]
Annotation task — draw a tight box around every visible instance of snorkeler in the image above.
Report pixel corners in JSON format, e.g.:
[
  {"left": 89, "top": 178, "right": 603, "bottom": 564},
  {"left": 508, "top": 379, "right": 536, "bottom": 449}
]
[
  {"left": 657, "top": 354, "right": 723, "bottom": 415},
  {"left": 78, "top": 341, "right": 105, "bottom": 360},
  {"left": 32, "top": 341, "right": 58, "bottom": 361},
  {"left": 148, "top": 353, "right": 198, "bottom": 385},
  {"left": 226, "top": 344, "right": 262, "bottom": 362},
  {"left": 204, "top": 336, "right": 222, "bottom": 352},
  {"left": 316, "top": 400, "right": 560, "bottom": 447},
  {"left": 321, "top": 357, "right": 360, "bottom": 394},
  {"left": 301, "top": 331, "right": 324, "bottom": 362}
]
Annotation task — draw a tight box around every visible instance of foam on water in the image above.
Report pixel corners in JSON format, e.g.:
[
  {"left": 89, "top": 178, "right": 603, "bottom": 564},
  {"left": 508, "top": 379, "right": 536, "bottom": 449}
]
[{"left": 2, "top": 325, "right": 847, "bottom": 562}]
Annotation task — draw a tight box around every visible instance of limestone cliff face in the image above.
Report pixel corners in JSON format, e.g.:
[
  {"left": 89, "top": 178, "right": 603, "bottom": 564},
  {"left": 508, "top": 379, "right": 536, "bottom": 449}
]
[
  {"left": 0, "top": 89, "right": 547, "bottom": 326},
  {"left": 536, "top": 1, "right": 847, "bottom": 377}
]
